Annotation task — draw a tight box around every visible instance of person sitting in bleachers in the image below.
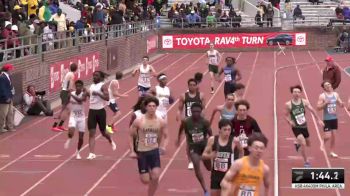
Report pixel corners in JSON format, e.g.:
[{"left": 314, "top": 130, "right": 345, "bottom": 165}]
[
  {"left": 255, "top": 11, "right": 263, "bottom": 27},
  {"left": 293, "top": 5, "right": 305, "bottom": 22},
  {"left": 23, "top": 85, "right": 53, "bottom": 116},
  {"left": 335, "top": 4, "right": 344, "bottom": 19}
]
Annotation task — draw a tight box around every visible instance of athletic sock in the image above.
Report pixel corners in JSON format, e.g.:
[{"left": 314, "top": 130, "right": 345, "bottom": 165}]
[
  {"left": 53, "top": 122, "right": 58, "bottom": 127},
  {"left": 211, "top": 87, "right": 214, "bottom": 91},
  {"left": 58, "top": 120, "right": 64, "bottom": 127}
]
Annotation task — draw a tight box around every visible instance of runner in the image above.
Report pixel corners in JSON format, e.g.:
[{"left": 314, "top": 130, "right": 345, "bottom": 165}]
[
  {"left": 317, "top": 81, "right": 345, "bottom": 158},
  {"left": 285, "top": 85, "right": 324, "bottom": 167},
  {"left": 63, "top": 80, "right": 87, "bottom": 159},
  {"left": 106, "top": 71, "right": 128, "bottom": 134},
  {"left": 231, "top": 100, "right": 262, "bottom": 158},
  {"left": 52, "top": 63, "right": 78, "bottom": 132},
  {"left": 132, "top": 56, "right": 157, "bottom": 96},
  {"left": 217, "top": 57, "right": 242, "bottom": 97},
  {"left": 209, "top": 93, "right": 236, "bottom": 126},
  {"left": 149, "top": 73, "right": 174, "bottom": 121},
  {"left": 202, "top": 119, "right": 243, "bottom": 196},
  {"left": 86, "top": 71, "right": 116, "bottom": 160},
  {"left": 221, "top": 132, "right": 270, "bottom": 196},
  {"left": 207, "top": 43, "right": 222, "bottom": 94},
  {"left": 129, "top": 96, "right": 168, "bottom": 196},
  {"left": 232, "top": 83, "right": 245, "bottom": 102},
  {"left": 176, "top": 102, "right": 212, "bottom": 196},
  {"left": 177, "top": 78, "right": 206, "bottom": 169}
]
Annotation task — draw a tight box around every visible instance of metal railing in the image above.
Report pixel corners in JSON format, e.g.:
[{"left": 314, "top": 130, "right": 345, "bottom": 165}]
[
  {"left": 285, "top": 16, "right": 347, "bottom": 27},
  {"left": 0, "top": 20, "right": 156, "bottom": 63}
]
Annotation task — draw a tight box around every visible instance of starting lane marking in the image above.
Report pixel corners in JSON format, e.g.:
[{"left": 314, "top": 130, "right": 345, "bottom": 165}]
[
  {"left": 167, "top": 188, "right": 199, "bottom": 193},
  {"left": 34, "top": 155, "right": 62, "bottom": 159},
  {"left": 1, "top": 170, "right": 48, "bottom": 174},
  {"left": 0, "top": 154, "right": 10, "bottom": 158}
]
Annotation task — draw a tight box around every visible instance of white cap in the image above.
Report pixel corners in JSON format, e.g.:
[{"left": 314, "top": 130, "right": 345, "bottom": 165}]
[
  {"left": 11, "top": 25, "right": 18, "bottom": 31},
  {"left": 5, "top": 21, "right": 12, "bottom": 27}
]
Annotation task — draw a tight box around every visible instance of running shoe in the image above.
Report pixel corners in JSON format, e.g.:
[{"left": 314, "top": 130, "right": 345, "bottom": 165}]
[
  {"left": 304, "top": 162, "right": 311, "bottom": 168},
  {"left": 57, "top": 126, "right": 67, "bottom": 131},
  {"left": 76, "top": 153, "right": 82, "bottom": 160},
  {"left": 188, "top": 162, "right": 194, "bottom": 170},
  {"left": 111, "top": 141, "right": 117, "bottom": 151},
  {"left": 210, "top": 90, "right": 214, "bottom": 94},
  {"left": 64, "top": 139, "right": 71, "bottom": 149},
  {"left": 330, "top": 152, "right": 338, "bottom": 158},
  {"left": 51, "top": 127, "right": 64, "bottom": 132},
  {"left": 106, "top": 125, "right": 114, "bottom": 134},
  {"left": 204, "top": 191, "right": 210, "bottom": 196},
  {"left": 87, "top": 153, "right": 96, "bottom": 160},
  {"left": 294, "top": 143, "right": 301, "bottom": 152}
]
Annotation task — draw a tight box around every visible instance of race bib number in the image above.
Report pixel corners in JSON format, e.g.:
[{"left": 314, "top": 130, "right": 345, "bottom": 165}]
[
  {"left": 213, "top": 158, "right": 228, "bottom": 172},
  {"left": 327, "top": 103, "right": 337, "bottom": 114},
  {"left": 192, "top": 132, "right": 204, "bottom": 143},
  {"left": 238, "top": 185, "right": 256, "bottom": 196},
  {"left": 73, "top": 110, "right": 83, "bottom": 118},
  {"left": 186, "top": 105, "right": 192, "bottom": 117},
  {"left": 145, "top": 133, "right": 158, "bottom": 146},
  {"left": 224, "top": 74, "right": 232, "bottom": 82},
  {"left": 209, "top": 58, "right": 217, "bottom": 65},
  {"left": 295, "top": 113, "right": 306, "bottom": 125},
  {"left": 239, "top": 132, "right": 248, "bottom": 148},
  {"left": 161, "top": 98, "right": 169, "bottom": 107},
  {"left": 141, "top": 75, "right": 150, "bottom": 83}
]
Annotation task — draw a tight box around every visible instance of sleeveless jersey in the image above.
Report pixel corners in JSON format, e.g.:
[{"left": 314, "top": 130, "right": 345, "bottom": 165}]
[
  {"left": 138, "top": 64, "right": 151, "bottom": 88},
  {"left": 223, "top": 66, "right": 237, "bottom": 84},
  {"left": 184, "top": 91, "right": 202, "bottom": 117},
  {"left": 211, "top": 136, "right": 234, "bottom": 179},
  {"left": 220, "top": 105, "right": 236, "bottom": 120},
  {"left": 89, "top": 82, "right": 106, "bottom": 110},
  {"left": 207, "top": 50, "right": 219, "bottom": 65},
  {"left": 108, "top": 80, "right": 119, "bottom": 104},
  {"left": 232, "top": 116, "right": 255, "bottom": 148},
  {"left": 69, "top": 91, "right": 85, "bottom": 119},
  {"left": 323, "top": 92, "right": 337, "bottom": 120},
  {"left": 155, "top": 85, "right": 170, "bottom": 113},
  {"left": 62, "top": 72, "right": 74, "bottom": 91},
  {"left": 232, "top": 156, "right": 265, "bottom": 196},
  {"left": 183, "top": 117, "right": 210, "bottom": 146},
  {"left": 136, "top": 116, "right": 162, "bottom": 152},
  {"left": 290, "top": 100, "right": 307, "bottom": 128}
]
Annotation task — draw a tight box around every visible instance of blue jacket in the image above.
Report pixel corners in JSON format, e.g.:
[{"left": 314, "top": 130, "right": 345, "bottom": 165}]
[{"left": 0, "top": 73, "right": 13, "bottom": 104}]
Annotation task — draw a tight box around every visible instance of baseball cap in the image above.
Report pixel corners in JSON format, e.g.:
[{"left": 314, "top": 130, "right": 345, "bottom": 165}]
[
  {"left": 325, "top": 56, "right": 333, "bottom": 62},
  {"left": 14, "top": 5, "right": 21, "bottom": 10},
  {"left": 2, "top": 64, "right": 14, "bottom": 71}
]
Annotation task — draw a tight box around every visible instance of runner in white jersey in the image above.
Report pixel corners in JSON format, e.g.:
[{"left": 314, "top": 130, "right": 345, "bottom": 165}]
[
  {"left": 207, "top": 43, "right": 222, "bottom": 94},
  {"left": 86, "top": 71, "right": 116, "bottom": 160},
  {"left": 132, "top": 56, "right": 157, "bottom": 96},
  {"left": 63, "top": 80, "right": 87, "bottom": 159},
  {"left": 106, "top": 71, "right": 128, "bottom": 134},
  {"left": 149, "top": 73, "right": 174, "bottom": 121},
  {"left": 52, "top": 63, "right": 78, "bottom": 132}
]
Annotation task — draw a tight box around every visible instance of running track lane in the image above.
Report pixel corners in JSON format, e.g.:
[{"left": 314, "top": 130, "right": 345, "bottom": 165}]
[
  {"left": 14, "top": 53, "right": 210, "bottom": 196},
  {"left": 0, "top": 53, "right": 196, "bottom": 195},
  {"left": 82, "top": 52, "right": 238, "bottom": 196},
  {"left": 156, "top": 51, "right": 260, "bottom": 195},
  {"left": 276, "top": 51, "right": 336, "bottom": 196}
]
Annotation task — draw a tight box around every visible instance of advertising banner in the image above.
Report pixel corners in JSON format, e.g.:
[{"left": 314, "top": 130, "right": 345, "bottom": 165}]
[
  {"left": 162, "top": 33, "right": 307, "bottom": 49},
  {"left": 50, "top": 52, "right": 100, "bottom": 92}
]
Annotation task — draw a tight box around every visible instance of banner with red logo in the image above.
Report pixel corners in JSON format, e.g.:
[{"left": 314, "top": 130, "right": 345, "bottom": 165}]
[
  {"left": 162, "top": 33, "right": 307, "bottom": 49},
  {"left": 147, "top": 35, "right": 158, "bottom": 54},
  {"left": 49, "top": 52, "right": 100, "bottom": 92}
]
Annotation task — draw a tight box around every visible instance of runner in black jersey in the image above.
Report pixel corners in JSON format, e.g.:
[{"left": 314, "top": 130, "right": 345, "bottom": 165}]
[
  {"left": 177, "top": 78, "right": 206, "bottom": 169},
  {"left": 218, "top": 57, "right": 242, "bottom": 97},
  {"left": 202, "top": 119, "right": 243, "bottom": 196},
  {"left": 176, "top": 102, "right": 212, "bottom": 196}
]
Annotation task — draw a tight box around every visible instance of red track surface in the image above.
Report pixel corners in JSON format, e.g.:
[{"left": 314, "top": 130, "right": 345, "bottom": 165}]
[{"left": 0, "top": 51, "right": 349, "bottom": 196}]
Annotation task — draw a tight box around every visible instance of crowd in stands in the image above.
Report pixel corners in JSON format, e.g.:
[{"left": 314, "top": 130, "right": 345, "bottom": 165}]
[{"left": 0, "top": 0, "right": 161, "bottom": 61}]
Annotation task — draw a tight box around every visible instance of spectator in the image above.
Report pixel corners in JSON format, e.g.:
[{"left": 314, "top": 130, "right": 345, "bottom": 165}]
[
  {"left": 12, "top": 5, "right": 26, "bottom": 25},
  {"left": 293, "top": 5, "right": 305, "bottom": 22},
  {"left": 322, "top": 56, "right": 341, "bottom": 90},
  {"left": 0, "top": 64, "right": 15, "bottom": 133},
  {"left": 49, "top": 0, "right": 59, "bottom": 15},
  {"left": 233, "top": 14, "right": 242, "bottom": 27},
  {"left": 229, "top": 7, "right": 237, "bottom": 19},
  {"left": 42, "top": 21, "right": 54, "bottom": 51},
  {"left": 38, "top": 1, "right": 52, "bottom": 22},
  {"left": 266, "top": 3, "right": 274, "bottom": 27},
  {"left": 206, "top": 12, "right": 216, "bottom": 27},
  {"left": 23, "top": 85, "right": 53, "bottom": 116},
  {"left": 28, "top": 0, "right": 38, "bottom": 17},
  {"left": 81, "top": 4, "right": 89, "bottom": 17},
  {"left": 343, "top": 6, "right": 350, "bottom": 20},
  {"left": 220, "top": 11, "right": 230, "bottom": 27},
  {"left": 92, "top": 4, "right": 105, "bottom": 26},
  {"left": 110, "top": 9, "right": 123, "bottom": 25},
  {"left": 239, "top": 0, "right": 245, "bottom": 11},
  {"left": 168, "top": 6, "right": 175, "bottom": 19},
  {"left": 51, "top": 8, "right": 66, "bottom": 47},
  {"left": 284, "top": 0, "right": 292, "bottom": 19},
  {"left": 186, "top": 10, "right": 200, "bottom": 27},
  {"left": 335, "top": 5, "right": 344, "bottom": 19},
  {"left": 255, "top": 11, "right": 263, "bottom": 27}
]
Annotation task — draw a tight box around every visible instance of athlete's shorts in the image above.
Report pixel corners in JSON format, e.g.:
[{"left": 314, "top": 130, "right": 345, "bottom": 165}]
[
  {"left": 68, "top": 116, "right": 86, "bottom": 132},
  {"left": 60, "top": 90, "right": 70, "bottom": 105},
  {"left": 138, "top": 85, "right": 150, "bottom": 95},
  {"left": 109, "top": 102, "right": 120, "bottom": 113},
  {"left": 137, "top": 148, "right": 161, "bottom": 174},
  {"left": 87, "top": 108, "right": 106, "bottom": 132},
  {"left": 210, "top": 174, "right": 225, "bottom": 189},
  {"left": 189, "top": 142, "right": 207, "bottom": 155},
  {"left": 224, "top": 83, "right": 236, "bottom": 96},
  {"left": 208, "top": 64, "right": 219, "bottom": 74},
  {"left": 324, "top": 119, "right": 338, "bottom": 132},
  {"left": 292, "top": 127, "right": 310, "bottom": 139}
]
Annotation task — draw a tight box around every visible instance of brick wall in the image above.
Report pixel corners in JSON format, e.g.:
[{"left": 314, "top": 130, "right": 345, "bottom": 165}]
[{"left": 3, "top": 30, "right": 158, "bottom": 105}]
